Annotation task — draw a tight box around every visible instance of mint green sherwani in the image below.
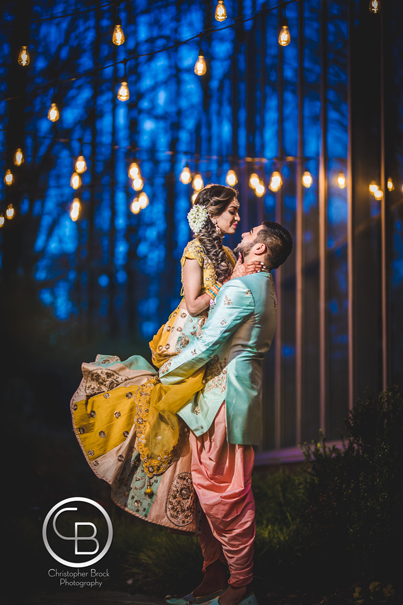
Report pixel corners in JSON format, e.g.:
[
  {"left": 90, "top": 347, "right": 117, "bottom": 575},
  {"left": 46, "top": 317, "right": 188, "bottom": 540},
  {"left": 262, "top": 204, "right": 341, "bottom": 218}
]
[{"left": 159, "top": 272, "right": 277, "bottom": 446}]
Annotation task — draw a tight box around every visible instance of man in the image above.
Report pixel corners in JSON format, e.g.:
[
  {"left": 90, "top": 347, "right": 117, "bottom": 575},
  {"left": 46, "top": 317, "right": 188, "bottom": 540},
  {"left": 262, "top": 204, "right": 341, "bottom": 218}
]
[{"left": 161, "top": 221, "right": 293, "bottom": 605}]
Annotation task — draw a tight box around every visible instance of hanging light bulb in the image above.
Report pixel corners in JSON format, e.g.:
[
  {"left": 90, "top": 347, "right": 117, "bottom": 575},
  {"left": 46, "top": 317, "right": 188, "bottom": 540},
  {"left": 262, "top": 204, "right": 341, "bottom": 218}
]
[
  {"left": 387, "top": 178, "right": 394, "bottom": 192},
  {"left": 4, "top": 169, "right": 14, "bottom": 186},
  {"left": 13, "top": 148, "right": 24, "bottom": 166},
  {"left": 369, "top": 0, "right": 381, "bottom": 13},
  {"left": 75, "top": 155, "right": 87, "bottom": 174},
  {"left": 302, "top": 171, "right": 313, "bottom": 188},
  {"left": 18, "top": 46, "right": 30, "bottom": 66},
  {"left": 374, "top": 189, "right": 383, "bottom": 200},
  {"left": 128, "top": 162, "right": 140, "bottom": 179},
  {"left": 139, "top": 191, "right": 149, "bottom": 209},
  {"left": 194, "top": 39, "right": 207, "bottom": 76},
  {"left": 191, "top": 192, "right": 198, "bottom": 204},
  {"left": 278, "top": 5, "right": 291, "bottom": 47},
  {"left": 369, "top": 181, "right": 378, "bottom": 194},
  {"left": 269, "top": 171, "right": 282, "bottom": 192},
  {"left": 180, "top": 165, "right": 192, "bottom": 184},
  {"left": 249, "top": 173, "right": 260, "bottom": 189},
  {"left": 0, "top": 214, "right": 4, "bottom": 227},
  {"left": 112, "top": 6, "right": 125, "bottom": 45},
  {"left": 132, "top": 176, "right": 144, "bottom": 191},
  {"left": 130, "top": 198, "right": 141, "bottom": 214},
  {"left": 48, "top": 102, "right": 59, "bottom": 122},
  {"left": 337, "top": 171, "right": 346, "bottom": 189},
  {"left": 192, "top": 173, "right": 204, "bottom": 191},
  {"left": 226, "top": 169, "right": 238, "bottom": 186},
  {"left": 215, "top": 0, "right": 227, "bottom": 22},
  {"left": 255, "top": 181, "right": 265, "bottom": 197},
  {"left": 117, "top": 77, "right": 130, "bottom": 101},
  {"left": 70, "top": 172, "right": 82, "bottom": 190},
  {"left": 70, "top": 198, "right": 81, "bottom": 221},
  {"left": 6, "top": 204, "right": 15, "bottom": 219}
]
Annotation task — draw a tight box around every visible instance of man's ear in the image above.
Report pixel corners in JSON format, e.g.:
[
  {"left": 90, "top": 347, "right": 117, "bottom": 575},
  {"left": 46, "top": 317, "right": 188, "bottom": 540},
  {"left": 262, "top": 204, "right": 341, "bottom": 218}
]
[{"left": 253, "top": 242, "right": 267, "bottom": 256}]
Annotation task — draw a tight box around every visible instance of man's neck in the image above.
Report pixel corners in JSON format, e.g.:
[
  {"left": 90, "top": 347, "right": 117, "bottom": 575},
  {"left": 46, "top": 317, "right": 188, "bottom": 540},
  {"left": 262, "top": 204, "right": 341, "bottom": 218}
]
[{"left": 243, "top": 253, "right": 270, "bottom": 271}]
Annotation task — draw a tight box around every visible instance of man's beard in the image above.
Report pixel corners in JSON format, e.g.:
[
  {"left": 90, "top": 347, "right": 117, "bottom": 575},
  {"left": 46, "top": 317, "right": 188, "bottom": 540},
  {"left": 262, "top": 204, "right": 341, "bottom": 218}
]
[{"left": 233, "top": 239, "right": 255, "bottom": 262}]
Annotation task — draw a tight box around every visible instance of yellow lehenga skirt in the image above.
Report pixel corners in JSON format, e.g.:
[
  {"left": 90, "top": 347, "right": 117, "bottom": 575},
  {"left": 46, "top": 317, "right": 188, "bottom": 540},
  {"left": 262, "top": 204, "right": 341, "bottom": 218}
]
[{"left": 71, "top": 303, "right": 208, "bottom": 534}]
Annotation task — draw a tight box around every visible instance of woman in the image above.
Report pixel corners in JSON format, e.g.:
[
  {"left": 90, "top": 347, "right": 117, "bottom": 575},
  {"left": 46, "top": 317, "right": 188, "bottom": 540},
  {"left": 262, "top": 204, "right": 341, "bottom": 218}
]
[{"left": 71, "top": 185, "right": 263, "bottom": 534}]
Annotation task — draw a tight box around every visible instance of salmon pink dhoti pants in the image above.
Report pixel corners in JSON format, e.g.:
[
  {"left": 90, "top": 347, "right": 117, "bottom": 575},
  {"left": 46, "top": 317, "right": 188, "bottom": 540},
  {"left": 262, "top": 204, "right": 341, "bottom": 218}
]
[{"left": 188, "top": 401, "right": 256, "bottom": 588}]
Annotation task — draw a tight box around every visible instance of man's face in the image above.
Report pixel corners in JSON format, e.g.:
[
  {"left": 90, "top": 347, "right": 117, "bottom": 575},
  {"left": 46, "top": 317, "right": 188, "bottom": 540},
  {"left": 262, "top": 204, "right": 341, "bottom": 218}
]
[{"left": 234, "top": 225, "right": 265, "bottom": 260}]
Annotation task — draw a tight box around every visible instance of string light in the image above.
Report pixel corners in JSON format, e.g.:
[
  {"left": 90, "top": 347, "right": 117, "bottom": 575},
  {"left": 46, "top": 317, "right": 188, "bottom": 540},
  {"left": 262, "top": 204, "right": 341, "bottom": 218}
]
[
  {"left": 0, "top": 214, "right": 4, "bottom": 227},
  {"left": 249, "top": 173, "right": 260, "bottom": 189},
  {"left": 139, "top": 191, "right": 149, "bottom": 209},
  {"left": 128, "top": 161, "right": 140, "bottom": 179},
  {"left": 269, "top": 171, "right": 282, "bottom": 192},
  {"left": 215, "top": 0, "right": 227, "bottom": 22},
  {"left": 70, "top": 172, "right": 82, "bottom": 189},
  {"left": 70, "top": 198, "right": 81, "bottom": 221},
  {"left": 369, "top": 181, "right": 378, "bottom": 194},
  {"left": 387, "top": 178, "right": 394, "bottom": 191},
  {"left": 132, "top": 176, "right": 143, "bottom": 191},
  {"left": 117, "top": 60, "right": 130, "bottom": 101},
  {"left": 192, "top": 173, "right": 204, "bottom": 191},
  {"left": 18, "top": 46, "right": 30, "bottom": 66},
  {"left": 191, "top": 192, "right": 198, "bottom": 204},
  {"left": 75, "top": 155, "right": 87, "bottom": 174},
  {"left": 255, "top": 181, "right": 265, "bottom": 197},
  {"left": 180, "top": 165, "right": 192, "bottom": 184},
  {"left": 369, "top": 0, "right": 381, "bottom": 13},
  {"left": 337, "top": 171, "right": 346, "bottom": 189},
  {"left": 6, "top": 204, "right": 15, "bottom": 219},
  {"left": 4, "top": 169, "right": 14, "bottom": 186},
  {"left": 48, "top": 102, "right": 60, "bottom": 122},
  {"left": 13, "top": 148, "right": 24, "bottom": 166},
  {"left": 226, "top": 169, "right": 238, "bottom": 186},
  {"left": 194, "top": 36, "right": 207, "bottom": 76},
  {"left": 278, "top": 4, "right": 291, "bottom": 47},
  {"left": 112, "top": 5, "right": 125, "bottom": 45},
  {"left": 302, "top": 171, "right": 312, "bottom": 188},
  {"left": 130, "top": 198, "right": 141, "bottom": 214},
  {"left": 374, "top": 189, "right": 383, "bottom": 200}
]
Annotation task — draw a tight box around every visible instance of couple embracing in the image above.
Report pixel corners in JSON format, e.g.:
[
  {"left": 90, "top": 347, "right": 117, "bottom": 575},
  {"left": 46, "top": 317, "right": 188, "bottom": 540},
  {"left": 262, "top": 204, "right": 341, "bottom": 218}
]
[{"left": 71, "top": 184, "right": 293, "bottom": 605}]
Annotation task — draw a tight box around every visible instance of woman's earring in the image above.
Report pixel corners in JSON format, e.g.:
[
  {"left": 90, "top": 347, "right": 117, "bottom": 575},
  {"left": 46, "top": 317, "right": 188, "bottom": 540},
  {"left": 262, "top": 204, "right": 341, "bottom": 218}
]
[{"left": 213, "top": 219, "right": 222, "bottom": 234}]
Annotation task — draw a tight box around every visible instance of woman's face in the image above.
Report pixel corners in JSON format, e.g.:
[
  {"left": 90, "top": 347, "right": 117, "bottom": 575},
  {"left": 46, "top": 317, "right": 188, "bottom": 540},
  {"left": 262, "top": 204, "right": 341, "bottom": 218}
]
[{"left": 215, "top": 198, "right": 240, "bottom": 235}]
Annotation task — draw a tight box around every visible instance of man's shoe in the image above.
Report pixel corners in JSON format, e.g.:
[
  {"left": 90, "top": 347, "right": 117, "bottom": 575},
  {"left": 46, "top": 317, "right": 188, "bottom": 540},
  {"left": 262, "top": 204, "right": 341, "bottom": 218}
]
[
  {"left": 164, "top": 588, "right": 226, "bottom": 604},
  {"left": 203, "top": 591, "right": 258, "bottom": 605}
]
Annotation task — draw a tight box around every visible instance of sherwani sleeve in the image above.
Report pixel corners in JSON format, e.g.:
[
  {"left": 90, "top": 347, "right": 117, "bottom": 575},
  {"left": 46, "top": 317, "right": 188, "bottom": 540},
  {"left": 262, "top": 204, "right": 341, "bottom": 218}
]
[{"left": 159, "top": 279, "right": 254, "bottom": 385}]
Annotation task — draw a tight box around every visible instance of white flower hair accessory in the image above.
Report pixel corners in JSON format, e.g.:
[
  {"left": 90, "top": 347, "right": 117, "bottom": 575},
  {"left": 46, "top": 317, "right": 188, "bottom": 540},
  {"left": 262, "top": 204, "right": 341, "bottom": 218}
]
[{"left": 187, "top": 204, "right": 209, "bottom": 234}]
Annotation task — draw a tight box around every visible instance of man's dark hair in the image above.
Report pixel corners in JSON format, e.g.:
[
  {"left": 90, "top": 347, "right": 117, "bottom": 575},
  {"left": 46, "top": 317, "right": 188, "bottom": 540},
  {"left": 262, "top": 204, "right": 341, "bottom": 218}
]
[{"left": 255, "top": 221, "right": 293, "bottom": 269}]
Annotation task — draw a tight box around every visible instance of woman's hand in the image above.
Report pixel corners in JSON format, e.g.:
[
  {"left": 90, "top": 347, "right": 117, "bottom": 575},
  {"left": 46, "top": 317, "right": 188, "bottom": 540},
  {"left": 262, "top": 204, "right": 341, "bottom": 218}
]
[{"left": 229, "top": 254, "right": 265, "bottom": 280}]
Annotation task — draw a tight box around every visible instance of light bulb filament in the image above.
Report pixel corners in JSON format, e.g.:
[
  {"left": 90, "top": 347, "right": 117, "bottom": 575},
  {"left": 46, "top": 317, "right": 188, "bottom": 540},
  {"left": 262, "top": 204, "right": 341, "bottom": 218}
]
[{"left": 18, "top": 46, "right": 30, "bottom": 66}]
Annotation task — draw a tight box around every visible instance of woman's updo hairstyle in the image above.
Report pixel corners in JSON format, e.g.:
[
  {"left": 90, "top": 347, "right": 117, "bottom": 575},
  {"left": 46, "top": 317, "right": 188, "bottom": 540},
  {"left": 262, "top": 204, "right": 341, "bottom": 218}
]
[{"left": 192, "top": 184, "right": 238, "bottom": 284}]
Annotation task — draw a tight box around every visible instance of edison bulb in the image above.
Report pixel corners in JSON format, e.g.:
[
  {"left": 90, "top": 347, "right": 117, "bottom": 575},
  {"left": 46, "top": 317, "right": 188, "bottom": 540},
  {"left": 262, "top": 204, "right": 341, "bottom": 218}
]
[
  {"left": 302, "top": 171, "right": 312, "bottom": 188},
  {"left": 75, "top": 155, "right": 87, "bottom": 174},
  {"left": 180, "top": 165, "right": 192, "bottom": 184},
  {"left": 226, "top": 169, "right": 238, "bottom": 186},
  {"left": 70, "top": 198, "right": 81, "bottom": 221},
  {"left": 191, "top": 192, "right": 198, "bottom": 204},
  {"left": 255, "top": 181, "right": 265, "bottom": 197},
  {"left": 374, "top": 189, "right": 383, "bottom": 200},
  {"left": 249, "top": 173, "right": 259, "bottom": 189},
  {"left": 192, "top": 173, "right": 204, "bottom": 191},
  {"left": 14, "top": 148, "right": 24, "bottom": 166},
  {"left": 0, "top": 214, "right": 4, "bottom": 227},
  {"left": 70, "top": 172, "right": 82, "bottom": 190},
  {"left": 48, "top": 102, "right": 60, "bottom": 122},
  {"left": 4, "top": 169, "right": 14, "bottom": 186},
  {"left": 369, "top": 181, "right": 378, "bottom": 194},
  {"left": 269, "top": 171, "right": 282, "bottom": 192},
  {"left": 215, "top": 0, "right": 227, "bottom": 21},
  {"left": 387, "top": 178, "right": 394, "bottom": 191},
  {"left": 278, "top": 25, "right": 291, "bottom": 47},
  {"left": 132, "top": 176, "right": 143, "bottom": 191},
  {"left": 369, "top": 0, "right": 381, "bottom": 13},
  {"left": 117, "top": 79, "right": 130, "bottom": 101},
  {"left": 129, "top": 162, "right": 140, "bottom": 179},
  {"left": 112, "top": 20, "right": 125, "bottom": 45},
  {"left": 337, "top": 171, "right": 346, "bottom": 189},
  {"left": 194, "top": 50, "right": 207, "bottom": 76},
  {"left": 6, "top": 204, "right": 15, "bottom": 219},
  {"left": 130, "top": 198, "right": 141, "bottom": 214},
  {"left": 18, "top": 46, "right": 30, "bottom": 66},
  {"left": 139, "top": 192, "right": 149, "bottom": 209}
]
